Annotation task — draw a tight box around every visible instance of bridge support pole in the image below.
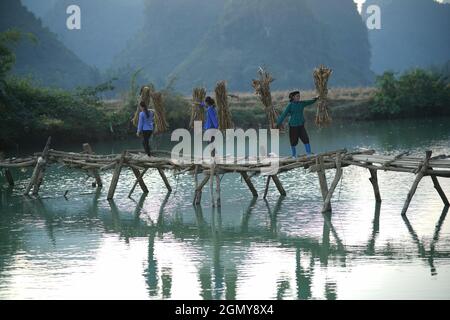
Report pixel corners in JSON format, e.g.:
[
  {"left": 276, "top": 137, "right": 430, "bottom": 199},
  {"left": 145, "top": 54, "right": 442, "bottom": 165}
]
[
  {"left": 107, "top": 151, "right": 126, "bottom": 200},
  {"left": 83, "top": 143, "right": 103, "bottom": 188},
  {"left": 368, "top": 163, "right": 381, "bottom": 203},
  {"left": 401, "top": 151, "right": 431, "bottom": 216},
  {"left": 317, "top": 155, "right": 331, "bottom": 212},
  {"left": 131, "top": 167, "right": 149, "bottom": 194},
  {"left": 4, "top": 169, "right": 14, "bottom": 187},
  {"left": 322, "top": 153, "right": 343, "bottom": 213},
  {"left": 157, "top": 168, "right": 172, "bottom": 192},
  {"left": 241, "top": 172, "right": 258, "bottom": 197},
  {"left": 271, "top": 175, "right": 286, "bottom": 197},
  {"left": 431, "top": 175, "right": 449, "bottom": 207},
  {"left": 24, "top": 137, "right": 51, "bottom": 196},
  {"left": 193, "top": 174, "right": 210, "bottom": 205}
]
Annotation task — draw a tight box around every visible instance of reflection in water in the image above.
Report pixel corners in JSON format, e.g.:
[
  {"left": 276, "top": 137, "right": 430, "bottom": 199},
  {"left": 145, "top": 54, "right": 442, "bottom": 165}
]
[
  {"left": 296, "top": 248, "right": 314, "bottom": 300},
  {"left": 366, "top": 202, "right": 381, "bottom": 255},
  {"left": 1, "top": 117, "right": 450, "bottom": 300},
  {"left": 402, "top": 206, "right": 449, "bottom": 277},
  {"left": 1, "top": 180, "right": 449, "bottom": 299}
]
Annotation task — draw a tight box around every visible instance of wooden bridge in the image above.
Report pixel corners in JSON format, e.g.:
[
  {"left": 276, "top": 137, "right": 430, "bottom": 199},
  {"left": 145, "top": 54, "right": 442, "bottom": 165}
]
[{"left": 1, "top": 137, "right": 449, "bottom": 216}]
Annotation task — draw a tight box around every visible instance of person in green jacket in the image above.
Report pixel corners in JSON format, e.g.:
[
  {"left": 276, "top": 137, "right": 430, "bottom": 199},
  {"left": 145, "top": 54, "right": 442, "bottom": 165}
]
[{"left": 276, "top": 91, "right": 318, "bottom": 157}]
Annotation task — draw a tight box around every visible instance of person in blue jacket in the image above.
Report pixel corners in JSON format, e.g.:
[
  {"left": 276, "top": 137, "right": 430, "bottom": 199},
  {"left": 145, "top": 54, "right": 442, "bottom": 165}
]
[
  {"left": 136, "top": 101, "right": 154, "bottom": 157},
  {"left": 200, "top": 96, "right": 219, "bottom": 157},
  {"left": 201, "top": 96, "right": 219, "bottom": 130},
  {"left": 276, "top": 91, "right": 318, "bottom": 158}
]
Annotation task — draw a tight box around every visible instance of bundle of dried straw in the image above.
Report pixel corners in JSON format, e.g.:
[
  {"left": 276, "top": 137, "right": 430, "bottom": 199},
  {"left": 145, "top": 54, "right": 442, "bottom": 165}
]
[
  {"left": 132, "top": 85, "right": 153, "bottom": 127},
  {"left": 151, "top": 91, "right": 169, "bottom": 134},
  {"left": 252, "top": 67, "right": 280, "bottom": 129},
  {"left": 190, "top": 87, "right": 206, "bottom": 129},
  {"left": 313, "top": 65, "right": 333, "bottom": 128},
  {"left": 214, "top": 81, "right": 233, "bottom": 131}
]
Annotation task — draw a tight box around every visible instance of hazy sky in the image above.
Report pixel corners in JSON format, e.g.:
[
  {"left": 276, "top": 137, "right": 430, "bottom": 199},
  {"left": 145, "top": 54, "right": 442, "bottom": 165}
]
[{"left": 354, "top": 0, "right": 449, "bottom": 14}]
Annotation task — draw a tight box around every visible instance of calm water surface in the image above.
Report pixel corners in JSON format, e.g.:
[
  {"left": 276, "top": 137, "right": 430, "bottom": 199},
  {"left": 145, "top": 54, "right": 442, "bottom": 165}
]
[{"left": 1, "top": 118, "right": 449, "bottom": 299}]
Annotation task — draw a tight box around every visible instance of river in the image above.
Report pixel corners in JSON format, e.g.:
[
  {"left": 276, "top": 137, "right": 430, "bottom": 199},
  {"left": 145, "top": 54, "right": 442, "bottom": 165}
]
[{"left": 0, "top": 118, "right": 449, "bottom": 299}]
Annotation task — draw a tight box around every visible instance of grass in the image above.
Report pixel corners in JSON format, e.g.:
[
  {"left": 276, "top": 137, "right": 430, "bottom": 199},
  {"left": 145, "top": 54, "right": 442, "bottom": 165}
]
[{"left": 104, "top": 87, "right": 377, "bottom": 130}]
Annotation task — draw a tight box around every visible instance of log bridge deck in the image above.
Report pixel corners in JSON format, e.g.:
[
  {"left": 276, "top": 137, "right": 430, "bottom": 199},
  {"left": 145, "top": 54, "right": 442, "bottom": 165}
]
[{"left": 1, "top": 137, "right": 449, "bottom": 215}]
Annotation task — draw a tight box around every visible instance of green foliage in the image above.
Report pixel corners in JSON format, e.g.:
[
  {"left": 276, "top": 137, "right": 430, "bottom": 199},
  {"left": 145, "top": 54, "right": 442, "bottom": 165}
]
[
  {"left": 0, "top": 77, "right": 115, "bottom": 148},
  {"left": 0, "top": 29, "right": 36, "bottom": 83},
  {"left": 370, "top": 69, "right": 450, "bottom": 118}
]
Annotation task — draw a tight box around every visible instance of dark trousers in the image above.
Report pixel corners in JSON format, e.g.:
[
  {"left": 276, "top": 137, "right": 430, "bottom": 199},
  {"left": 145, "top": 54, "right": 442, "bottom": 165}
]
[
  {"left": 289, "top": 125, "right": 309, "bottom": 146},
  {"left": 142, "top": 130, "right": 153, "bottom": 156}
]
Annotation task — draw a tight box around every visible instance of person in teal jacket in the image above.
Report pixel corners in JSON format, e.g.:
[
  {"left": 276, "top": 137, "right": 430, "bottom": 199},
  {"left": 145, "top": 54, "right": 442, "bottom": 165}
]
[{"left": 276, "top": 91, "right": 318, "bottom": 157}]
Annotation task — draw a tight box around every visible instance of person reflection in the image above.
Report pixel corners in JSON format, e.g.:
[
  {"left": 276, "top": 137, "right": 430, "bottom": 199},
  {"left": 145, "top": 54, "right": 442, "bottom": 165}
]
[
  {"left": 161, "top": 266, "right": 172, "bottom": 299},
  {"left": 144, "top": 228, "right": 159, "bottom": 297},
  {"left": 296, "top": 248, "right": 313, "bottom": 300}
]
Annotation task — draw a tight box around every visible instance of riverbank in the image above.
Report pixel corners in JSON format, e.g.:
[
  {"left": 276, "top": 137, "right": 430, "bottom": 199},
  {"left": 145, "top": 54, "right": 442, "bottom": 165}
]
[{"left": 2, "top": 68, "right": 449, "bottom": 151}]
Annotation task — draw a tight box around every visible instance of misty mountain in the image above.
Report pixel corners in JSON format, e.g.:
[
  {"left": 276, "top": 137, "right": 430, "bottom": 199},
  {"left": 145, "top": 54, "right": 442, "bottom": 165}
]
[
  {"left": 365, "top": 0, "right": 450, "bottom": 73},
  {"left": 111, "top": 0, "right": 224, "bottom": 89},
  {"left": 113, "top": 0, "right": 373, "bottom": 93},
  {"left": 38, "top": 0, "right": 146, "bottom": 70},
  {"left": 0, "top": 0, "right": 99, "bottom": 89}
]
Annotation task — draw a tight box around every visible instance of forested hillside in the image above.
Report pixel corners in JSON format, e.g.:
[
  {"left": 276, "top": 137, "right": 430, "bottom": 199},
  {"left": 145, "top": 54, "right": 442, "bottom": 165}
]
[
  {"left": 40, "top": 0, "right": 145, "bottom": 70},
  {"left": 113, "top": 0, "right": 373, "bottom": 92},
  {"left": 365, "top": 0, "right": 450, "bottom": 73},
  {"left": 0, "top": 0, "right": 99, "bottom": 89}
]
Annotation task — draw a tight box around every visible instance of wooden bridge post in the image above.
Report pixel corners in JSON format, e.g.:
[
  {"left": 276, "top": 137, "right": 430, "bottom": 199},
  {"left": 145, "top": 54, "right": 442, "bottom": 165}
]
[
  {"left": 216, "top": 173, "right": 221, "bottom": 207},
  {"left": 316, "top": 155, "right": 331, "bottom": 212},
  {"left": 82, "top": 143, "right": 103, "bottom": 188},
  {"left": 24, "top": 137, "right": 51, "bottom": 196},
  {"left": 194, "top": 165, "right": 202, "bottom": 204},
  {"left": 240, "top": 171, "right": 258, "bottom": 197},
  {"left": 107, "top": 151, "right": 126, "bottom": 200},
  {"left": 0, "top": 153, "right": 14, "bottom": 187},
  {"left": 4, "top": 169, "right": 14, "bottom": 187},
  {"left": 322, "top": 153, "right": 343, "bottom": 213},
  {"left": 271, "top": 175, "right": 286, "bottom": 197},
  {"left": 401, "top": 151, "right": 431, "bottom": 216},
  {"left": 128, "top": 168, "right": 148, "bottom": 197},
  {"left": 157, "top": 168, "right": 172, "bottom": 192},
  {"left": 431, "top": 174, "right": 449, "bottom": 207},
  {"left": 263, "top": 175, "right": 271, "bottom": 199},
  {"left": 130, "top": 167, "right": 149, "bottom": 194},
  {"left": 194, "top": 174, "right": 210, "bottom": 205},
  {"left": 368, "top": 162, "right": 381, "bottom": 203}
]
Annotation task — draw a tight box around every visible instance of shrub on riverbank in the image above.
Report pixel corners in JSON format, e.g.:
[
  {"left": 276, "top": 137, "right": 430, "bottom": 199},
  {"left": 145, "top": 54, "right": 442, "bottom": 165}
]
[
  {"left": 0, "top": 77, "right": 118, "bottom": 148},
  {"left": 369, "top": 69, "right": 450, "bottom": 118}
]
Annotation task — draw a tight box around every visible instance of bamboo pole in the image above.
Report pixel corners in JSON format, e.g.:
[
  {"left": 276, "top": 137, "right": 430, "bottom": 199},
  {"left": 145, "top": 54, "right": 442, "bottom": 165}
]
[
  {"left": 157, "top": 168, "right": 172, "bottom": 192},
  {"left": 194, "top": 174, "right": 210, "bottom": 205},
  {"left": 107, "top": 151, "right": 126, "bottom": 200},
  {"left": 4, "top": 169, "right": 14, "bottom": 187},
  {"left": 193, "top": 165, "right": 201, "bottom": 205},
  {"left": 316, "top": 155, "right": 331, "bottom": 212},
  {"left": 129, "top": 168, "right": 148, "bottom": 198},
  {"left": 401, "top": 151, "right": 432, "bottom": 216},
  {"left": 215, "top": 174, "right": 221, "bottom": 207},
  {"left": 430, "top": 175, "right": 449, "bottom": 207},
  {"left": 368, "top": 162, "right": 382, "bottom": 203},
  {"left": 131, "top": 167, "right": 149, "bottom": 194},
  {"left": 263, "top": 176, "right": 271, "bottom": 199},
  {"left": 322, "top": 153, "right": 343, "bottom": 213},
  {"left": 82, "top": 143, "right": 103, "bottom": 187},
  {"left": 24, "top": 137, "right": 51, "bottom": 196},
  {"left": 271, "top": 175, "right": 286, "bottom": 197},
  {"left": 240, "top": 172, "right": 258, "bottom": 197}
]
